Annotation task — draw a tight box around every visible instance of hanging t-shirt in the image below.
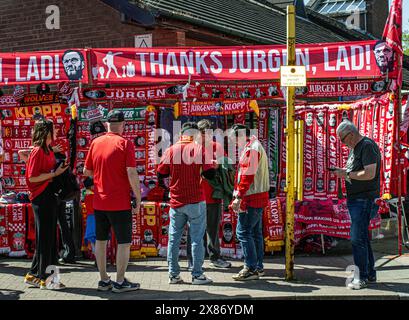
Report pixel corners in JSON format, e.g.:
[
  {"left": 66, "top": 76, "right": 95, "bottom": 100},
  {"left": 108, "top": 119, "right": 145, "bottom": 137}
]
[
  {"left": 345, "top": 137, "right": 381, "bottom": 199},
  {"left": 25, "top": 146, "right": 56, "bottom": 201}
]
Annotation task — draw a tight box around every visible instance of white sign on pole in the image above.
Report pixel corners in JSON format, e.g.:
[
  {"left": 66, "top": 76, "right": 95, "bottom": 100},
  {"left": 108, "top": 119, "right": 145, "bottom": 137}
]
[
  {"left": 280, "top": 66, "right": 306, "bottom": 87},
  {"left": 135, "top": 34, "right": 152, "bottom": 48}
]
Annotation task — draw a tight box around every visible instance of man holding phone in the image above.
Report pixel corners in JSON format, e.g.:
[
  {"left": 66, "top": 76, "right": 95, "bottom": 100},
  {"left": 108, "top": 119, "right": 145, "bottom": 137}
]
[{"left": 333, "top": 120, "right": 381, "bottom": 290}]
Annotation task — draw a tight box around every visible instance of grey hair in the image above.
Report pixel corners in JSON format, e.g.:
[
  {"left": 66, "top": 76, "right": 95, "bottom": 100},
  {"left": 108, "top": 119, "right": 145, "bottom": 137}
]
[{"left": 336, "top": 120, "right": 359, "bottom": 136}]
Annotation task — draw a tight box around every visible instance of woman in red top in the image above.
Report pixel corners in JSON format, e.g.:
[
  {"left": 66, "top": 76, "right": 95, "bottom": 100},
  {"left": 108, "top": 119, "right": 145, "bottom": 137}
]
[{"left": 23, "top": 119, "right": 68, "bottom": 290}]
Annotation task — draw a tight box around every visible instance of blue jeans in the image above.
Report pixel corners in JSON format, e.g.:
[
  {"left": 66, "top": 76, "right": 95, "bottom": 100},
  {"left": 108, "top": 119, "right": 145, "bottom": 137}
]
[
  {"left": 167, "top": 202, "right": 206, "bottom": 278},
  {"left": 236, "top": 207, "right": 264, "bottom": 271},
  {"left": 347, "top": 198, "right": 379, "bottom": 281}
]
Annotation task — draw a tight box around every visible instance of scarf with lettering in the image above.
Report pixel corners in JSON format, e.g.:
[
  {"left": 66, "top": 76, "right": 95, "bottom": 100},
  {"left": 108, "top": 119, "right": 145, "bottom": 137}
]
[
  {"left": 7, "top": 204, "right": 26, "bottom": 257},
  {"left": 0, "top": 206, "right": 10, "bottom": 254},
  {"left": 303, "top": 110, "right": 315, "bottom": 199},
  {"left": 327, "top": 108, "right": 339, "bottom": 199}
]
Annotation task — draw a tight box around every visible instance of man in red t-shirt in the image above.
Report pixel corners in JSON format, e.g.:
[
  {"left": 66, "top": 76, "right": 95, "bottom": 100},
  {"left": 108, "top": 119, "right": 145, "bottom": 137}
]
[
  {"left": 84, "top": 110, "right": 141, "bottom": 293},
  {"left": 157, "top": 122, "right": 215, "bottom": 285}
]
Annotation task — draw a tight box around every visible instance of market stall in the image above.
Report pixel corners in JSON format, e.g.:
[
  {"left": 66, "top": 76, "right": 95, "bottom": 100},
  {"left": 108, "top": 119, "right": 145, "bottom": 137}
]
[{"left": 0, "top": 33, "right": 406, "bottom": 259}]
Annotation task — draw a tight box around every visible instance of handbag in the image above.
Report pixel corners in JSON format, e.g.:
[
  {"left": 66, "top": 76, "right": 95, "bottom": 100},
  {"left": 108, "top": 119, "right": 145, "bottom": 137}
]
[{"left": 51, "top": 162, "right": 80, "bottom": 201}]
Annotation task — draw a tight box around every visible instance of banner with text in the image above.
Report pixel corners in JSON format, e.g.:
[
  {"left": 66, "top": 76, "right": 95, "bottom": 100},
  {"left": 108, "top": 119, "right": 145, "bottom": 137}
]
[
  {"left": 90, "top": 41, "right": 391, "bottom": 83},
  {"left": 0, "top": 49, "right": 89, "bottom": 85}
]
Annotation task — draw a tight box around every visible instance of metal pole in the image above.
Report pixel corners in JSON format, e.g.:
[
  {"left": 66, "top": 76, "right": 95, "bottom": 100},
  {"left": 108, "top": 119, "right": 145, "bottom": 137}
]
[
  {"left": 285, "top": 4, "right": 296, "bottom": 281},
  {"left": 397, "top": 86, "right": 403, "bottom": 255}
]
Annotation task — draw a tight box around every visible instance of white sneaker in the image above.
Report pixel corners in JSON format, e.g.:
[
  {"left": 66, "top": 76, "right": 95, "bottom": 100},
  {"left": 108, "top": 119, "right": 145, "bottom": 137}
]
[
  {"left": 169, "top": 275, "right": 183, "bottom": 284},
  {"left": 347, "top": 279, "right": 368, "bottom": 290},
  {"left": 192, "top": 274, "right": 213, "bottom": 285},
  {"left": 209, "top": 259, "right": 232, "bottom": 269}
]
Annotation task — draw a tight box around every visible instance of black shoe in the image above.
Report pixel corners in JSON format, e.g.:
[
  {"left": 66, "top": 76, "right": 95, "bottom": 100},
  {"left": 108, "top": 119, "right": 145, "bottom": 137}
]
[
  {"left": 97, "top": 278, "right": 113, "bottom": 291},
  {"left": 368, "top": 276, "right": 377, "bottom": 283},
  {"left": 112, "top": 278, "right": 140, "bottom": 293}
]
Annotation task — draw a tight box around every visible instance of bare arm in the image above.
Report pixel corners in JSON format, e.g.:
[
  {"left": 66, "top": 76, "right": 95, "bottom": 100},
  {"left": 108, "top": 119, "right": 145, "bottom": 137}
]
[
  {"left": 334, "top": 163, "right": 377, "bottom": 181},
  {"left": 349, "top": 163, "right": 377, "bottom": 181},
  {"left": 127, "top": 167, "right": 141, "bottom": 213},
  {"left": 83, "top": 167, "right": 94, "bottom": 177},
  {"left": 28, "top": 163, "right": 68, "bottom": 183}
]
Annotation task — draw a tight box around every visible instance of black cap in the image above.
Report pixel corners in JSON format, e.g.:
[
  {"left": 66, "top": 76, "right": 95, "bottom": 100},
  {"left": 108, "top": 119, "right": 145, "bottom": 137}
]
[
  {"left": 181, "top": 122, "right": 198, "bottom": 134},
  {"left": 107, "top": 110, "right": 125, "bottom": 123}
]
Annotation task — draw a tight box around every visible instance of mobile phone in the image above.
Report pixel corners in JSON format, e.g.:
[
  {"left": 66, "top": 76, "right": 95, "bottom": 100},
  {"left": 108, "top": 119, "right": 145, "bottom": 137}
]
[{"left": 327, "top": 167, "right": 336, "bottom": 172}]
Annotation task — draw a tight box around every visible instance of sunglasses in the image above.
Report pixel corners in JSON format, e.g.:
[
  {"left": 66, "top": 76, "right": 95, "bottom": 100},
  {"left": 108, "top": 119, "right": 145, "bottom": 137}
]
[{"left": 340, "top": 132, "right": 351, "bottom": 143}]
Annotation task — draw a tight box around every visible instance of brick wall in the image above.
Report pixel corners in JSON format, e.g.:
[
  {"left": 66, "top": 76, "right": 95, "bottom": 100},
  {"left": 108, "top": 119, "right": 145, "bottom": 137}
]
[
  {"left": 366, "top": 0, "right": 388, "bottom": 39},
  {"left": 0, "top": 0, "right": 248, "bottom": 52}
]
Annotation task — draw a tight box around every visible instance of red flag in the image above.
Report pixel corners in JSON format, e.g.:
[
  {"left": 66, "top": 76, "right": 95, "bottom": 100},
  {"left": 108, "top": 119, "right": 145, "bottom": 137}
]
[{"left": 382, "top": 0, "right": 403, "bottom": 87}]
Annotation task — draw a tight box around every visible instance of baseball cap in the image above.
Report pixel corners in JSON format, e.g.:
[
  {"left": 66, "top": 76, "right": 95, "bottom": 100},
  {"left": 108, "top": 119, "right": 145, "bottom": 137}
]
[
  {"left": 107, "top": 110, "right": 125, "bottom": 123},
  {"left": 181, "top": 122, "right": 198, "bottom": 134}
]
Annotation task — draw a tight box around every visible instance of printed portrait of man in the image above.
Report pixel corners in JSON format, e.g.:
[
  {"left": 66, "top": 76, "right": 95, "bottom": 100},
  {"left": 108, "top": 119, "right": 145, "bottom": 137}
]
[
  {"left": 295, "top": 86, "right": 308, "bottom": 96},
  {"left": 78, "top": 137, "right": 87, "bottom": 148},
  {"left": 142, "top": 229, "right": 155, "bottom": 245},
  {"left": 305, "top": 112, "right": 314, "bottom": 126},
  {"left": 62, "top": 50, "right": 85, "bottom": 81},
  {"left": 268, "top": 85, "right": 278, "bottom": 97},
  {"left": 329, "top": 114, "right": 337, "bottom": 127},
  {"left": 317, "top": 179, "right": 324, "bottom": 192},
  {"left": 304, "top": 177, "right": 313, "bottom": 191},
  {"left": 373, "top": 41, "right": 394, "bottom": 74},
  {"left": 222, "top": 223, "right": 233, "bottom": 244},
  {"left": 371, "top": 80, "right": 387, "bottom": 93},
  {"left": 317, "top": 111, "right": 325, "bottom": 126}
]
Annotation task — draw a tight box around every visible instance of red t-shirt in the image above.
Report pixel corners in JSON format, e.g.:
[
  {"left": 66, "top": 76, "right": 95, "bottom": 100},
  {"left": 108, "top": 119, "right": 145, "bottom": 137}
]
[
  {"left": 26, "top": 146, "right": 56, "bottom": 201},
  {"left": 201, "top": 141, "right": 224, "bottom": 204},
  {"left": 84, "top": 193, "right": 94, "bottom": 216},
  {"left": 85, "top": 132, "right": 136, "bottom": 211},
  {"left": 157, "top": 136, "right": 214, "bottom": 208}
]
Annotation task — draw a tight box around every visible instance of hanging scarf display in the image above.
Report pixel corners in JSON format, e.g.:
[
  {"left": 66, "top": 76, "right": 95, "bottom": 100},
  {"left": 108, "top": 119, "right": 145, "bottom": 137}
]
[
  {"left": 257, "top": 109, "right": 269, "bottom": 159},
  {"left": 263, "top": 198, "right": 285, "bottom": 250},
  {"left": 7, "top": 203, "right": 26, "bottom": 257},
  {"left": 145, "top": 107, "right": 158, "bottom": 189},
  {"left": 278, "top": 111, "right": 287, "bottom": 198},
  {"left": 268, "top": 108, "right": 280, "bottom": 193},
  {"left": 303, "top": 109, "right": 315, "bottom": 199},
  {"left": 327, "top": 108, "right": 339, "bottom": 199},
  {"left": 140, "top": 202, "right": 159, "bottom": 257},
  {"left": 382, "top": 97, "right": 395, "bottom": 195},
  {"left": 0, "top": 206, "right": 10, "bottom": 254},
  {"left": 314, "top": 108, "right": 327, "bottom": 199},
  {"left": 219, "top": 209, "right": 236, "bottom": 258},
  {"left": 130, "top": 204, "right": 143, "bottom": 258},
  {"left": 157, "top": 202, "right": 170, "bottom": 257}
]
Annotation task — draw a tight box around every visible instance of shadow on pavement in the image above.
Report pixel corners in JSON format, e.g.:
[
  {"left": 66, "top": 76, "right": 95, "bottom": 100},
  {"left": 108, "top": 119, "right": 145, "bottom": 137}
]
[{"left": 0, "top": 289, "right": 24, "bottom": 300}]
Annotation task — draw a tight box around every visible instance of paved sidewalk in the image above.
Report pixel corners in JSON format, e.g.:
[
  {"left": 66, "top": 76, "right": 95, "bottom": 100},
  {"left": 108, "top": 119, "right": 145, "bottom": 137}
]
[{"left": 0, "top": 238, "right": 408, "bottom": 300}]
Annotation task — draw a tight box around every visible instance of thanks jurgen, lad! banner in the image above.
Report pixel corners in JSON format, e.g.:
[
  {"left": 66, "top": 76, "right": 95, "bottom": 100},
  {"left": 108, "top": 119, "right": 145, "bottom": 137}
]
[
  {"left": 0, "top": 49, "right": 88, "bottom": 85},
  {"left": 90, "top": 40, "right": 394, "bottom": 83}
]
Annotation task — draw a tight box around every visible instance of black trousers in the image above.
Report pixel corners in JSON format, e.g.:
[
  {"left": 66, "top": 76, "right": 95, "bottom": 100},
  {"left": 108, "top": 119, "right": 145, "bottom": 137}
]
[
  {"left": 57, "top": 200, "right": 76, "bottom": 261},
  {"left": 30, "top": 185, "right": 59, "bottom": 280},
  {"left": 187, "top": 202, "right": 222, "bottom": 262}
]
